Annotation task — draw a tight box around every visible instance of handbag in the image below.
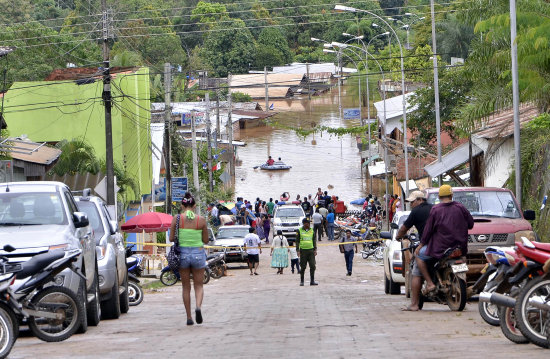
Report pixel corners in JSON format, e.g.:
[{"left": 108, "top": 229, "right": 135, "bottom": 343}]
[{"left": 167, "top": 214, "right": 181, "bottom": 272}]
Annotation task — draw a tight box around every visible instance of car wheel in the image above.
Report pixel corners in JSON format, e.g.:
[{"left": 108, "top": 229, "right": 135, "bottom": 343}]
[
  {"left": 86, "top": 268, "right": 101, "bottom": 326},
  {"left": 101, "top": 270, "right": 121, "bottom": 320},
  {"left": 389, "top": 275, "right": 401, "bottom": 295},
  {"left": 76, "top": 275, "right": 88, "bottom": 334},
  {"left": 384, "top": 274, "right": 390, "bottom": 294},
  {"left": 119, "top": 269, "right": 130, "bottom": 314}
]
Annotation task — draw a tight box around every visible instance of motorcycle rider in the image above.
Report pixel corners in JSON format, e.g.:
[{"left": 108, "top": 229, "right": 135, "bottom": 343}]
[
  {"left": 415, "top": 185, "right": 474, "bottom": 297},
  {"left": 396, "top": 190, "right": 432, "bottom": 311}
]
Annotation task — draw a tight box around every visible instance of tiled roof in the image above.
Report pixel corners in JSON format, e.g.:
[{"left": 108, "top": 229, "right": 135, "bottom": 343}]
[{"left": 474, "top": 103, "right": 540, "bottom": 139}]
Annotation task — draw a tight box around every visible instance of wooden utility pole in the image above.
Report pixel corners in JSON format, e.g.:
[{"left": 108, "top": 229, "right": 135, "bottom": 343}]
[
  {"left": 191, "top": 111, "right": 201, "bottom": 213},
  {"left": 163, "top": 63, "right": 172, "bottom": 213},
  {"left": 227, "top": 73, "right": 235, "bottom": 181},
  {"left": 264, "top": 67, "right": 269, "bottom": 111},
  {"left": 101, "top": 0, "right": 115, "bottom": 206},
  {"left": 205, "top": 93, "right": 213, "bottom": 192}
]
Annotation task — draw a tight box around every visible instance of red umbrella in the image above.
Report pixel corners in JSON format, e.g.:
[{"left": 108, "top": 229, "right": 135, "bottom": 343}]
[{"left": 121, "top": 212, "right": 174, "bottom": 233}]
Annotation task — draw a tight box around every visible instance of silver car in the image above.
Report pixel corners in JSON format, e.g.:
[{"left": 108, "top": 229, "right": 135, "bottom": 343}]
[
  {"left": 75, "top": 194, "right": 129, "bottom": 319},
  {"left": 0, "top": 181, "right": 99, "bottom": 329}
]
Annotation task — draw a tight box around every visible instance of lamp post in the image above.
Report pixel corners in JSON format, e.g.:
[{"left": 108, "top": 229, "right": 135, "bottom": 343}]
[{"left": 335, "top": 4, "right": 411, "bottom": 199}]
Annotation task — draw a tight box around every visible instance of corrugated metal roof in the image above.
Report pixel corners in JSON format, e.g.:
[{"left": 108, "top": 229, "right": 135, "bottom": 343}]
[
  {"left": 6, "top": 139, "right": 61, "bottom": 165},
  {"left": 474, "top": 104, "right": 540, "bottom": 139},
  {"left": 373, "top": 93, "right": 417, "bottom": 134},
  {"left": 424, "top": 142, "right": 482, "bottom": 178},
  {"left": 231, "top": 74, "right": 302, "bottom": 99}
]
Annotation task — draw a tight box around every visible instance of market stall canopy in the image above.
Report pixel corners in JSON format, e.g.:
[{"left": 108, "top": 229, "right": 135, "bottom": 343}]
[{"left": 121, "top": 212, "right": 173, "bottom": 233}]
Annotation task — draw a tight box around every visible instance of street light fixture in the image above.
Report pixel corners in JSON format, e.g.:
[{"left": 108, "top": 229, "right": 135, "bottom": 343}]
[{"left": 334, "top": 4, "right": 411, "bottom": 198}]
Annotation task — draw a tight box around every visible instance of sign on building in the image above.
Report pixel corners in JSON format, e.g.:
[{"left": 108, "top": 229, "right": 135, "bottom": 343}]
[{"left": 171, "top": 177, "right": 188, "bottom": 202}]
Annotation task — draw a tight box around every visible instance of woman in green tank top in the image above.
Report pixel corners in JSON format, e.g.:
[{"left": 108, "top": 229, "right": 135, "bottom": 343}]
[{"left": 169, "top": 192, "right": 209, "bottom": 326}]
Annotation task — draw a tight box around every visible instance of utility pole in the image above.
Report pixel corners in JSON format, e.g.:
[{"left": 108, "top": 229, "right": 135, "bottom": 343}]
[
  {"left": 191, "top": 111, "right": 201, "bottom": 213},
  {"left": 430, "top": 0, "right": 443, "bottom": 186},
  {"left": 264, "top": 67, "right": 269, "bottom": 111},
  {"left": 205, "top": 93, "right": 213, "bottom": 192},
  {"left": 216, "top": 79, "right": 221, "bottom": 145},
  {"left": 306, "top": 63, "right": 311, "bottom": 100},
  {"left": 510, "top": 0, "right": 522, "bottom": 205},
  {"left": 227, "top": 73, "right": 235, "bottom": 181},
  {"left": 101, "top": 0, "right": 115, "bottom": 206},
  {"left": 163, "top": 63, "right": 172, "bottom": 213}
]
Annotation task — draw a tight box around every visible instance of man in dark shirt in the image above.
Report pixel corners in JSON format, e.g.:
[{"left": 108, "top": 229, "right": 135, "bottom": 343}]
[
  {"left": 396, "top": 190, "right": 432, "bottom": 311},
  {"left": 415, "top": 185, "right": 474, "bottom": 295}
]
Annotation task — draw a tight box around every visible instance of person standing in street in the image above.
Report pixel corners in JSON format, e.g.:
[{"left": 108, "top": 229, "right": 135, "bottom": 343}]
[
  {"left": 270, "top": 230, "right": 289, "bottom": 274},
  {"left": 244, "top": 227, "right": 262, "bottom": 275},
  {"left": 296, "top": 218, "right": 318, "bottom": 286},
  {"left": 326, "top": 210, "right": 335, "bottom": 241},
  {"left": 266, "top": 198, "right": 275, "bottom": 216},
  {"left": 301, "top": 196, "right": 311, "bottom": 218},
  {"left": 341, "top": 229, "right": 358, "bottom": 276},
  {"left": 210, "top": 204, "right": 219, "bottom": 227},
  {"left": 169, "top": 192, "right": 209, "bottom": 326},
  {"left": 262, "top": 214, "right": 271, "bottom": 243},
  {"left": 289, "top": 243, "right": 300, "bottom": 274},
  {"left": 312, "top": 209, "right": 323, "bottom": 242},
  {"left": 318, "top": 205, "right": 328, "bottom": 238},
  {"left": 395, "top": 190, "right": 433, "bottom": 311}
]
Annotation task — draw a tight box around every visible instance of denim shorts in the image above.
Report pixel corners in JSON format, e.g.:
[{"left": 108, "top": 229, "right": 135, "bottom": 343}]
[
  {"left": 179, "top": 247, "right": 207, "bottom": 269},
  {"left": 412, "top": 247, "right": 435, "bottom": 276}
]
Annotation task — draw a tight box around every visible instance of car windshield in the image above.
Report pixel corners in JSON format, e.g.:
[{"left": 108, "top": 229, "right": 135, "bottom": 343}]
[
  {"left": 0, "top": 192, "right": 67, "bottom": 225},
  {"left": 396, "top": 215, "right": 409, "bottom": 226},
  {"left": 427, "top": 191, "right": 521, "bottom": 219},
  {"left": 217, "top": 228, "right": 249, "bottom": 239},
  {"left": 276, "top": 208, "right": 304, "bottom": 217},
  {"left": 77, "top": 201, "right": 105, "bottom": 240}
]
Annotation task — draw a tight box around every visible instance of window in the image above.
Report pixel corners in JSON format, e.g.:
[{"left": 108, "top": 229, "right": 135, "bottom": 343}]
[
  {"left": 76, "top": 201, "right": 105, "bottom": 241},
  {"left": 426, "top": 191, "right": 520, "bottom": 219},
  {"left": 0, "top": 192, "right": 67, "bottom": 225},
  {"left": 217, "top": 227, "right": 249, "bottom": 239},
  {"left": 276, "top": 208, "right": 305, "bottom": 218}
]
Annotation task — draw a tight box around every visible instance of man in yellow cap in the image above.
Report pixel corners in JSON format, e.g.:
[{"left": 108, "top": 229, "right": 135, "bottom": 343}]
[{"left": 414, "top": 185, "right": 474, "bottom": 297}]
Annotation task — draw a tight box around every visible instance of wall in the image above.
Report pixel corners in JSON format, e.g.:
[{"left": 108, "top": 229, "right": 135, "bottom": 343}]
[
  {"left": 472, "top": 136, "right": 514, "bottom": 188},
  {"left": 4, "top": 68, "right": 151, "bottom": 197}
]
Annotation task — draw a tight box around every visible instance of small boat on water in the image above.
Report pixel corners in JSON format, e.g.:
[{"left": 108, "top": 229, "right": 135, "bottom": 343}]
[{"left": 259, "top": 162, "right": 292, "bottom": 170}]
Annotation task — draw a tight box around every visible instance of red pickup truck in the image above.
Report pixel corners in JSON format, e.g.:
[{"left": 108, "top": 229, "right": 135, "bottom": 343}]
[{"left": 423, "top": 187, "right": 536, "bottom": 283}]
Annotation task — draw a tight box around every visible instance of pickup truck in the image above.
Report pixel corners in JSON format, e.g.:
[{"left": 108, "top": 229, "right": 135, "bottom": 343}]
[{"left": 0, "top": 181, "right": 99, "bottom": 330}]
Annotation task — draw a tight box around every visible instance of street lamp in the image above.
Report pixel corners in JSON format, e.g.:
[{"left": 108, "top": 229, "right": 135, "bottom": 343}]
[{"left": 335, "top": 4, "right": 411, "bottom": 198}]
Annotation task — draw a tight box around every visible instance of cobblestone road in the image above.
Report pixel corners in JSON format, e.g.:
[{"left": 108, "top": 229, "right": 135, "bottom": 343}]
[{"left": 9, "top": 243, "right": 548, "bottom": 358}]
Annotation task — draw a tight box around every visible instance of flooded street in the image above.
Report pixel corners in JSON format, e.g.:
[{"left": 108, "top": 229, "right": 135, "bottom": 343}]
[{"left": 234, "top": 86, "right": 368, "bottom": 203}]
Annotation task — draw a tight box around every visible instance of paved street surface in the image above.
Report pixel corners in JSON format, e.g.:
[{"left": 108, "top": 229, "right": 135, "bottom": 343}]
[{"left": 10, "top": 243, "right": 548, "bottom": 358}]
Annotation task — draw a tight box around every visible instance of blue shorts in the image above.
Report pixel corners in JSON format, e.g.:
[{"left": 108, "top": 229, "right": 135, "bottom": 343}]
[
  {"left": 412, "top": 247, "right": 435, "bottom": 277},
  {"left": 179, "top": 247, "right": 207, "bottom": 269}
]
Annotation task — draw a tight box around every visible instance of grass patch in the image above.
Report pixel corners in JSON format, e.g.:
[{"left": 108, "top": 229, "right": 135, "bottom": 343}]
[{"left": 142, "top": 280, "right": 166, "bottom": 291}]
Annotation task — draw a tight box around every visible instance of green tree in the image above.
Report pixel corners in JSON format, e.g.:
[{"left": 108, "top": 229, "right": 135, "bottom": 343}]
[
  {"left": 257, "top": 28, "right": 292, "bottom": 64},
  {"left": 191, "top": 1, "right": 228, "bottom": 28},
  {"left": 201, "top": 18, "right": 256, "bottom": 76},
  {"left": 51, "top": 139, "right": 101, "bottom": 176}
]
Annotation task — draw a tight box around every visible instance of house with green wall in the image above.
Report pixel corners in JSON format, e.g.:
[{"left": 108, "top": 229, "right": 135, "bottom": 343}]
[{"left": 3, "top": 67, "right": 152, "bottom": 198}]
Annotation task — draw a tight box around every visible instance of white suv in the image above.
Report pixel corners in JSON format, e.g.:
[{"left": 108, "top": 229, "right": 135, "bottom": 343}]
[
  {"left": 382, "top": 211, "right": 410, "bottom": 295},
  {"left": 272, "top": 205, "right": 305, "bottom": 243}
]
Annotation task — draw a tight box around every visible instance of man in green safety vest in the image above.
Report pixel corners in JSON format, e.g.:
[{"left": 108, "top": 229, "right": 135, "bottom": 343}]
[{"left": 296, "top": 218, "right": 318, "bottom": 286}]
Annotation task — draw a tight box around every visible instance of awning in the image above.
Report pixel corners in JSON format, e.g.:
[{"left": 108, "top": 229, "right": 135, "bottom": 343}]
[
  {"left": 362, "top": 154, "right": 380, "bottom": 167},
  {"left": 368, "top": 161, "right": 391, "bottom": 176},
  {"left": 424, "top": 142, "right": 482, "bottom": 178}
]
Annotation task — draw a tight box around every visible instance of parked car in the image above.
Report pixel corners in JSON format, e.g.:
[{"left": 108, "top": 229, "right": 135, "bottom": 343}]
[
  {"left": 212, "top": 225, "right": 250, "bottom": 263},
  {"left": 0, "top": 181, "right": 99, "bottom": 330},
  {"left": 75, "top": 192, "right": 129, "bottom": 319},
  {"left": 272, "top": 205, "right": 305, "bottom": 244},
  {"left": 423, "top": 186, "right": 536, "bottom": 284},
  {"left": 382, "top": 211, "right": 410, "bottom": 295}
]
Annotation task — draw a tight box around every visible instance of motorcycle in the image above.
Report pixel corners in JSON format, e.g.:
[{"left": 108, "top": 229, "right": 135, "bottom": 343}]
[
  {"left": 512, "top": 238, "right": 550, "bottom": 348},
  {"left": 0, "top": 245, "right": 85, "bottom": 356},
  {"left": 159, "top": 253, "right": 224, "bottom": 286},
  {"left": 125, "top": 245, "right": 144, "bottom": 306},
  {"left": 403, "top": 235, "right": 469, "bottom": 311},
  {"left": 479, "top": 237, "right": 550, "bottom": 344}
]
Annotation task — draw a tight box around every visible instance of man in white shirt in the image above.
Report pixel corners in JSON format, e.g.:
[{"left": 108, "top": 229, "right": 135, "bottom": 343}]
[
  {"left": 244, "top": 227, "right": 262, "bottom": 275},
  {"left": 210, "top": 205, "right": 219, "bottom": 226},
  {"left": 312, "top": 209, "right": 324, "bottom": 242}
]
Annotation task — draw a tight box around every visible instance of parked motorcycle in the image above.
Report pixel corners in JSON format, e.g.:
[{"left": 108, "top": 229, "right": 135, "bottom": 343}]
[
  {"left": 160, "top": 253, "right": 224, "bottom": 286},
  {"left": 125, "top": 245, "right": 144, "bottom": 306},
  {"left": 403, "top": 235, "right": 469, "bottom": 311},
  {"left": 0, "top": 245, "right": 85, "bottom": 358}
]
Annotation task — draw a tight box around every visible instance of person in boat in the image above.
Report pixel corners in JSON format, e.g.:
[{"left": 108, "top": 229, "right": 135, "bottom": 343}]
[{"left": 266, "top": 156, "right": 275, "bottom": 166}]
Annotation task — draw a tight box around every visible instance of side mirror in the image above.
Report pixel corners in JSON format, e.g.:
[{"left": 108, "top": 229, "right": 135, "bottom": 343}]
[
  {"left": 380, "top": 231, "right": 392, "bottom": 239},
  {"left": 73, "top": 212, "right": 89, "bottom": 228},
  {"left": 523, "top": 210, "right": 535, "bottom": 221},
  {"left": 390, "top": 223, "right": 399, "bottom": 230},
  {"left": 109, "top": 220, "right": 118, "bottom": 235}
]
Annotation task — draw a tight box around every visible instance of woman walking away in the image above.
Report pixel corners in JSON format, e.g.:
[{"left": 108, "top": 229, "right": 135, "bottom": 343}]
[
  {"left": 256, "top": 215, "right": 265, "bottom": 241},
  {"left": 271, "top": 230, "right": 289, "bottom": 274},
  {"left": 169, "top": 192, "right": 209, "bottom": 326},
  {"left": 262, "top": 214, "right": 271, "bottom": 243}
]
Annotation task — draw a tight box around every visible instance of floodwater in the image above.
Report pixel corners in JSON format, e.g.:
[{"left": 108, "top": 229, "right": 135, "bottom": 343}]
[{"left": 234, "top": 86, "right": 369, "bottom": 203}]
